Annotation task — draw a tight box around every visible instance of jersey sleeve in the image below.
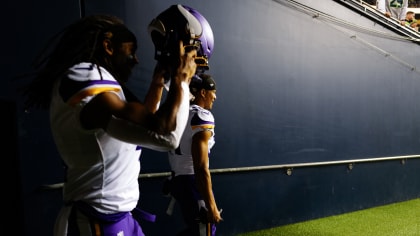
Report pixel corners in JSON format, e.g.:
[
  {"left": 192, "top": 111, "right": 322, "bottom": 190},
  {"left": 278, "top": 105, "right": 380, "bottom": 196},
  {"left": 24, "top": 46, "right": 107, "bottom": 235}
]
[
  {"left": 59, "top": 63, "right": 123, "bottom": 107},
  {"left": 190, "top": 105, "right": 215, "bottom": 136}
]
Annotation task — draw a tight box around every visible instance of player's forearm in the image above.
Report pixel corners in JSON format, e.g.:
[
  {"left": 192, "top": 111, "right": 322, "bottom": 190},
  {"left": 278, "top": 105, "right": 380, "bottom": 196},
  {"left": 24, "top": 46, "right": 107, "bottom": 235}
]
[
  {"left": 195, "top": 168, "right": 218, "bottom": 210},
  {"left": 154, "top": 79, "right": 189, "bottom": 133},
  {"left": 106, "top": 114, "right": 183, "bottom": 151},
  {"left": 143, "top": 82, "right": 164, "bottom": 113},
  {"left": 144, "top": 64, "right": 166, "bottom": 113}
]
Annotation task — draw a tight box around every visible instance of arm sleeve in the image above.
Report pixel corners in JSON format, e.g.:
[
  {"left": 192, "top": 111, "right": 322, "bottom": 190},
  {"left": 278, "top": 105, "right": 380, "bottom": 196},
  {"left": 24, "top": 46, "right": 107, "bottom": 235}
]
[
  {"left": 376, "top": 0, "right": 386, "bottom": 13},
  {"left": 105, "top": 82, "right": 190, "bottom": 152},
  {"left": 399, "top": 1, "right": 408, "bottom": 20}
]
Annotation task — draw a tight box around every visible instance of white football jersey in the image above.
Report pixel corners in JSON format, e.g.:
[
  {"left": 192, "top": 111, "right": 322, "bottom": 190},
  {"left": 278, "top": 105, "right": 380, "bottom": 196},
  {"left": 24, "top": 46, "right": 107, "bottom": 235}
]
[
  {"left": 168, "top": 104, "right": 215, "bottom": 176},
  {"left": 50, "top": 62, "right": 141, "bottom": 214}
]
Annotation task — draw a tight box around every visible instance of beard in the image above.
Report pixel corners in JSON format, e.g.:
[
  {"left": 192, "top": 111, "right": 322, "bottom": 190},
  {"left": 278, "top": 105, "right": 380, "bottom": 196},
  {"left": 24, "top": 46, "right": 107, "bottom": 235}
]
[{"left": 113, "top": 55, "right": 137, "bottom": 83}]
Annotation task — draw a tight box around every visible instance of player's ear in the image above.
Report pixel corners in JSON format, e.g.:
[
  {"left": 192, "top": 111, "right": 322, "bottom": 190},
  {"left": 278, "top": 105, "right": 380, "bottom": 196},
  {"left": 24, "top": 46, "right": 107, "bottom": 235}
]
[
  {"left": 103, "top": 39, "right": 114, "bottom": 56},
  {"left": 200, "top": 88, "right": 206, "bottom": 98}
]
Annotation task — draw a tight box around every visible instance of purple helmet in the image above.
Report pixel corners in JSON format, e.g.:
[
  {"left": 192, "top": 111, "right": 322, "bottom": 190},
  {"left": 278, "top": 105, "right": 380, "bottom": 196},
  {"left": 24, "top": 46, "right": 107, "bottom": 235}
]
[
  {"left": 148, "top": 4, "right": 214, "bottom": 71},
  {"left": 182, "top": 5, "right": 214, "bottom": 71}
]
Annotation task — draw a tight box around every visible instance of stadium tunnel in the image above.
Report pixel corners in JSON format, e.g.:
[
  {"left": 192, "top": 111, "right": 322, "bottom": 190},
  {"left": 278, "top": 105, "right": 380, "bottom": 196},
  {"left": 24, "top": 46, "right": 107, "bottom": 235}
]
[{"left": 5, "top": 0, "right": 420, "bottom": 235}]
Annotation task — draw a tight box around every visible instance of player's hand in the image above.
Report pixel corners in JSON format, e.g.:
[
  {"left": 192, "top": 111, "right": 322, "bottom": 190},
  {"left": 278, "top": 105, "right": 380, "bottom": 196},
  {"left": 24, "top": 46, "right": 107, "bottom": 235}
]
[
  {"left": 175, "top": 41, "right": 197, "bottom": 84},
  {"left": 152, "top": 62, "right": 168, "bottom": 86},
  {"left": 207, "top": 208, "right": 223, "bottom": 224}
]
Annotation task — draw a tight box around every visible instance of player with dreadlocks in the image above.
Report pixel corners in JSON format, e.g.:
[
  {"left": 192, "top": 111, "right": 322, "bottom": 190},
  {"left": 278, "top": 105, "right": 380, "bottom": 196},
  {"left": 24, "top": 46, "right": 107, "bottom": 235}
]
[{"left": 23, "top": 13, "right": 200, "bottom": 236}]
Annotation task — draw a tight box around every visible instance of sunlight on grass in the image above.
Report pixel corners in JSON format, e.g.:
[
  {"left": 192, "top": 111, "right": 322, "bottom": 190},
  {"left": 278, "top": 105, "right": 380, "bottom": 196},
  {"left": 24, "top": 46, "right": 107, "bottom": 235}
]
[{"left": 237, "top": 198, "right": 420, "bottom": 236}]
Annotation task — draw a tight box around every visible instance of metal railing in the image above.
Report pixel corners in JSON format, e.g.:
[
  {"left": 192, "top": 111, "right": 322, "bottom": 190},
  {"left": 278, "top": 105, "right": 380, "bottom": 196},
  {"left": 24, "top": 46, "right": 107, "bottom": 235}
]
[
  {"left": 40, "top": 154, "right": 420, "bottom": 190},
  {"left": 334, "top": 0, "right": 420, "bottom": 41}
]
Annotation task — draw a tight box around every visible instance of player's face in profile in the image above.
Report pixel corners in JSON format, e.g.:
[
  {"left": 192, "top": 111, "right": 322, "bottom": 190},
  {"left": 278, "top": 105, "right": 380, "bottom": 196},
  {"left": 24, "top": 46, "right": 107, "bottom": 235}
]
[
  {"left": 113, "top": 42, "right": 138, "bottom": 82},
  {"left": 204, "top": 89, "right": 216, "bottom": 110}
]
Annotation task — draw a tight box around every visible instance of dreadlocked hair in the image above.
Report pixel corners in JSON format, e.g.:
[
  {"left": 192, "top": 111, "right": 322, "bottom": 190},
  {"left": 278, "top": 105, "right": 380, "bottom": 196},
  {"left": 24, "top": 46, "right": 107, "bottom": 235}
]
[{"left": 23, "top": 14, "right": 136, "bottom": 110}]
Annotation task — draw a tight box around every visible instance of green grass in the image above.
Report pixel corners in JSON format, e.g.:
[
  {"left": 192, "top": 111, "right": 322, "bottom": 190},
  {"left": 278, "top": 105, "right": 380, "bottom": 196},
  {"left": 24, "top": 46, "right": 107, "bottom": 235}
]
[{"left": 237, "top": 198, "right": 420, "bottom": 236}]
